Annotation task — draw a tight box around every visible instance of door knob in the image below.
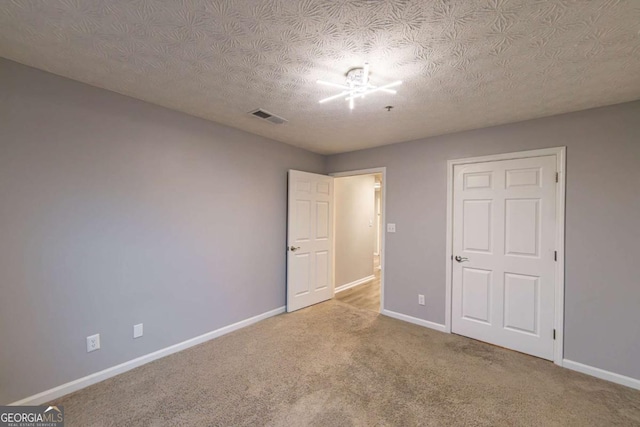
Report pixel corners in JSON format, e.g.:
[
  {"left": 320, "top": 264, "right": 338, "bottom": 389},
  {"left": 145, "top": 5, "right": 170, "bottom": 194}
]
[
  {"left": 289, "top": 246, "right": 301, "bottom": 252},
  {"left": 454, "top": 256, "right": 469, "bottom": 263}
]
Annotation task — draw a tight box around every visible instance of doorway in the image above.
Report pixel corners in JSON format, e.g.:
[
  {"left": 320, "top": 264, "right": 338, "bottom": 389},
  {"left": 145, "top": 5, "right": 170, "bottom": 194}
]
[
  {"left": 285, "top": 167, "right": 386, "bottom": 314},
  {"left": 331, "top": 168, "right": 386, "bottom": 313},
  {"left": 446, "top": 148, "right": 566, "bottom": 364}
]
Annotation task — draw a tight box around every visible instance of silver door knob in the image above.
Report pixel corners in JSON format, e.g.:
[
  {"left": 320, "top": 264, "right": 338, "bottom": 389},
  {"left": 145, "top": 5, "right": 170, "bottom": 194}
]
[
  {"left": 289, "top": 246, "right": 301, "bottom": 252},
  {"left": 455, "top": 256, "right": 469, "bottom": 263}
]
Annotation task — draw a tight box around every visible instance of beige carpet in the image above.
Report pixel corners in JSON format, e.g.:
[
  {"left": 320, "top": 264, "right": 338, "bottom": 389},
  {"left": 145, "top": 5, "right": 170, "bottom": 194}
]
[{"left": 52, "top": 300, "right": 640, "bottom": 426}]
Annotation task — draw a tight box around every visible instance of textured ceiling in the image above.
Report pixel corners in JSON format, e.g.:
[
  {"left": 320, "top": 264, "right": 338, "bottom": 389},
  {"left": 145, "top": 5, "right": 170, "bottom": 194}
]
[{"left": 1, "top": 0, "right": 639, "bottom": 154}]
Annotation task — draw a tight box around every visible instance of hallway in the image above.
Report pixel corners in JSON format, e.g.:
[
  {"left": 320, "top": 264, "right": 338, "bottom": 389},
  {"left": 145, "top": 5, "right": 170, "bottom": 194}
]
[{"left": 335, "top": 257, "right": 380, "bottom": 312}]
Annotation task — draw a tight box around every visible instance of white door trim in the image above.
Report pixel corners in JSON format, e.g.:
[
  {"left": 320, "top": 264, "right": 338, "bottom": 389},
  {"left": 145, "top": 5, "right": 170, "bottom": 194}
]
[
  {"left": 445, "top": 148, "right": 566, "bottom": 366},
  {"left": 330, "top": 167, "right": 387, "bottom": 313}
]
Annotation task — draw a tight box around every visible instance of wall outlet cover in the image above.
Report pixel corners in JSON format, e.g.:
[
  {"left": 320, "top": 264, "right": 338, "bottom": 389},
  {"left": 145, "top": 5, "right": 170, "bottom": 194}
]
[
  {"left": 133, "top": 323, "right": 143, "bottom": 339},
  {"left": 387, "top": 223, "right": 396, "bottom": 233},
  {"left": 86, "top": 334, "right": 100, "bottom": 352},
  {"left": 418, "top": 294, "right": 425, "bottom": 306}
]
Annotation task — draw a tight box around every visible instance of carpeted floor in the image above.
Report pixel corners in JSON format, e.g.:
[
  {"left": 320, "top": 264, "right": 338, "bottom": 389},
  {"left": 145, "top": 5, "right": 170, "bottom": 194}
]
[{"left": 52, "top": 300, "right": 640, "bottom": 426}]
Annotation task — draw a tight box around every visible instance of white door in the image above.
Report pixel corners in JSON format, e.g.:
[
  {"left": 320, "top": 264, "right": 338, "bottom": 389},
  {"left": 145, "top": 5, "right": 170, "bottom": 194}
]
[
  {"left": 287, "top": 170, "right": 334, "bottom": 312},
  {"left": 452, "top": 156, "right": 557, "bottom": 360}
]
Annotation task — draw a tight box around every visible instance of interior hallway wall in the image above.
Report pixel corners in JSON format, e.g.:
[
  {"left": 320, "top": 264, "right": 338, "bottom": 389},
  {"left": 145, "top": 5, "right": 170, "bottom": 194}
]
[
  {"left": 334, "top": 175, "right": 375, "bottom": 288},
  {"left": 374, "top": 186, "right": 381, "bottom": 256},
  {"left": 326, "top": 100, "right": 640, "bottom": 381}
]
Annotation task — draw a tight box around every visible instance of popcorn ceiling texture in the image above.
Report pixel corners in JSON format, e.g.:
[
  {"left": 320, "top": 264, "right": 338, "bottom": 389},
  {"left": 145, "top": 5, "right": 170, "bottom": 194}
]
[{"left": 1, "top": 0, "right": 639, "bottom": 154}]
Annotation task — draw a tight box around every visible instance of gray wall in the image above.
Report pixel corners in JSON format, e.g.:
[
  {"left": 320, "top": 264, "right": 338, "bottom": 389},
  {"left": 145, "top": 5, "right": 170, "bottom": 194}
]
[
  {"left": 334, "top": 175, "right": 375, "bottom": 287},
  {"left": 0, "top": 58, "right": 324, "bottom": 404},
  {"left": 2, "top": 55, "right": 639, "bottom": 404},
  {"left": 327, "top": 101, "right": 640, "bottom": 381}
]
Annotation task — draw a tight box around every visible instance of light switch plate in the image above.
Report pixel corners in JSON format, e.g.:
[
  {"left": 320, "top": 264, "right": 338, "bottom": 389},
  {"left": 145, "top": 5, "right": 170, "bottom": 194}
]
[{"left": 387, "top": 223, "right": 396, "bottom": 233}]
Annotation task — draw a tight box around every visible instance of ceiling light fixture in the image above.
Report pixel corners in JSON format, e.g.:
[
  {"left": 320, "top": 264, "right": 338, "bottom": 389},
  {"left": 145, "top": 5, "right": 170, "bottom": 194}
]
[{"left": 317, "top": 63, "right": 402, "bottom": 110}]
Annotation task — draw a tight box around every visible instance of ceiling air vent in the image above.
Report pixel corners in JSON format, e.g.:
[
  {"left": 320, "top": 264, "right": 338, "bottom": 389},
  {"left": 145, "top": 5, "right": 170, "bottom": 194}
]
[{"left": 249, "top": 109, "right": 288, "bottom": 125}]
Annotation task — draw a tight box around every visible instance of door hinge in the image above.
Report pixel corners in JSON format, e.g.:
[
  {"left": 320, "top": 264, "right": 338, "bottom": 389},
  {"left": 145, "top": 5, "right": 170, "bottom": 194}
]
[
  {"left": 553, "top": 329, "right": 556, "bottom": 340},
  {"left": 554, "top": 251, "right": 557, "bottom": 261},
  {"left": 555, "top": 172, "right": 559, "bottom": 183}
]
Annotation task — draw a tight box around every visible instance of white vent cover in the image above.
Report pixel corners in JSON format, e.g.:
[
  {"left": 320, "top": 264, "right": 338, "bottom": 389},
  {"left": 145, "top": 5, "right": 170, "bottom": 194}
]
[{"left": 248, "top": 109, "right": 287, "bottom": 125}]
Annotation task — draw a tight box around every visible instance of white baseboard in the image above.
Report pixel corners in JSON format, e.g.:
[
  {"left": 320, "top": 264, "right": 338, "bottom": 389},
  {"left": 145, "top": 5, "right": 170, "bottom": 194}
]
[
  {"left": 562, "top": 359, "right": 640, "bottom": 390},
  {"left": 10, "top": 306, "right": 286, "bottom": 406},
  {"left": 335, "top": 275, "right": 376, "bottom": 294},
  {"left": 381, "top": 309, "right": 447, "bottom": 333}
]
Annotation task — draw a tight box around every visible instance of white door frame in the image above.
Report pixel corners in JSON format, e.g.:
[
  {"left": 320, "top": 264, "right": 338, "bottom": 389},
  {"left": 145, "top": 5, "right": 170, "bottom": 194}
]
[
  {"left": 445, "top": 147, "right": 566, "bottom": 366},
  {"left": 330, "top": 167, "right": 387, "bottom": 313}
]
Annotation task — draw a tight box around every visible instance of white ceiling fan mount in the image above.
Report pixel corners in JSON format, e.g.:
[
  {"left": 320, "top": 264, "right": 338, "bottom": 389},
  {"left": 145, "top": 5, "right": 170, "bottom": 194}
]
[{"left": 317, "top": 63, "right": 402, "bottom": 110}]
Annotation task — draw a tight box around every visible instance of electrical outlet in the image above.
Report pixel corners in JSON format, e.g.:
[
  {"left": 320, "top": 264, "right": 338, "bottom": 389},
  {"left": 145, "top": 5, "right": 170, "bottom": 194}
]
[
  {"left": 387, "top": 223, "right": 396, "bottom": 233},
  {"left": 133, "top": 323, "right": 143, "bottom": 339},
  {"left": 418, "top": 294, "right": 425, "bottom": 306},
  {"left": 86, "top": 334, "right": 100, "bottom": 352}
]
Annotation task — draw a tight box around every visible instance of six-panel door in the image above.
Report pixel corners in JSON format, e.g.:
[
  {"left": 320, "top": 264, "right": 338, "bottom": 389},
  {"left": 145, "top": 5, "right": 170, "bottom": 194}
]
[
  {"left": 452, "top": 156, "right": 557, "bottom": 360},
  {"left": 287, "top": 170, "right": 334, "bottom": 312}
]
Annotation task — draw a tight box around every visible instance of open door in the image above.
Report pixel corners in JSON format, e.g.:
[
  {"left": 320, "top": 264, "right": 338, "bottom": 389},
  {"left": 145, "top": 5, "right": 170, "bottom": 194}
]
[{"left": 287, "top": 170, "right": 334, "bottom": 312}]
